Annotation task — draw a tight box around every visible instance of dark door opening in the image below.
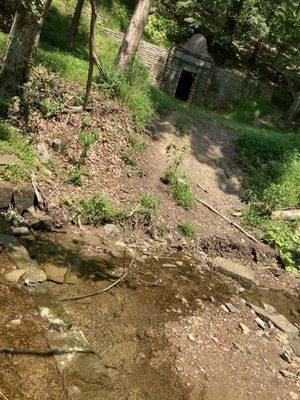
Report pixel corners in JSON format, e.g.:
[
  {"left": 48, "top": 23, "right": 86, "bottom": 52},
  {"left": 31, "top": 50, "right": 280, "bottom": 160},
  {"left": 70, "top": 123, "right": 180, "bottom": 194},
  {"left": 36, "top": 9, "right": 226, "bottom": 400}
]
[{"left": 175, "top": 70, "right": 195, "bottom": 101}]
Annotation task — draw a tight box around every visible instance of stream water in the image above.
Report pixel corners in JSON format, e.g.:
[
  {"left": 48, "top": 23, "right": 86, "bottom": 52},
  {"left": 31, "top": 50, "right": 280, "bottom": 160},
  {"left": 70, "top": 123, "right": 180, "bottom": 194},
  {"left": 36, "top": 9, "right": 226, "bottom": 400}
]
[{"left": 1, "top": 223, "right": 299, "bottom": 399}]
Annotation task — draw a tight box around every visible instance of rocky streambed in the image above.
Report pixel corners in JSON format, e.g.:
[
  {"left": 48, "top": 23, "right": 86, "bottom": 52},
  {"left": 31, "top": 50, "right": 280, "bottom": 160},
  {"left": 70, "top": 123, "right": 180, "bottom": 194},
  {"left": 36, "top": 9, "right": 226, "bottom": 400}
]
[{"left": 0, "top": 221, "right": 299, "bottom": 400}]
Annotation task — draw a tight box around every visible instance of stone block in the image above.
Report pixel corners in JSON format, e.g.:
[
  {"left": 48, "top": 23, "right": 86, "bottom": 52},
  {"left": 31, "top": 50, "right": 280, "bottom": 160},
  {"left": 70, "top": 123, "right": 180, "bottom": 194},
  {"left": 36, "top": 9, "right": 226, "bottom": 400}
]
[{"left": 213, "top": 257, "right": 258, "bottom": 288}]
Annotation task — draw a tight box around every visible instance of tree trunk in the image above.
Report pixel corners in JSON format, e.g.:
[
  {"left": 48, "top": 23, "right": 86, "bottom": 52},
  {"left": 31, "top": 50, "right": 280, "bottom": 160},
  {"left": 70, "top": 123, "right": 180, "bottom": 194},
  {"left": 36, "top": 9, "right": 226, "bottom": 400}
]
[
  {"left": 222, "top": 0, "right": 244, "bottom": 51},
  {"left": 248, "top": 39, "right": 261, "bottom": 66},
  {"left": 285, "top": 92, "right": 300, "bottom": 123},
  {"left": 66, "top": 0, "right": 85, "bottom": 52},
  {"left": 83, "top": 0, "right": 105, "bottom": 109},
  {"left": 0, "top": 0, "right": 52, "bottom": 104},
  {"left": 115, "top": 0, "right": 153, "bottom": 71}
]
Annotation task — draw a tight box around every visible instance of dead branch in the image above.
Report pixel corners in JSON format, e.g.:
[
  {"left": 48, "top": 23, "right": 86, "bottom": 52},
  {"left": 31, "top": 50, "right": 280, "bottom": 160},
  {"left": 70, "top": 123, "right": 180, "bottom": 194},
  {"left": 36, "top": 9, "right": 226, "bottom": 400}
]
[
  {"left": 61, "top": 232, "right": 140, "bottom": 302},
  {"left": 197, "top": 183, "right": 208, "bottom": 193},
  {"left": 197, "top": 198, "right": 259, "bottom": 243},
  {"left": 0, "top": 390, "right": 9, "bottom": 400}
]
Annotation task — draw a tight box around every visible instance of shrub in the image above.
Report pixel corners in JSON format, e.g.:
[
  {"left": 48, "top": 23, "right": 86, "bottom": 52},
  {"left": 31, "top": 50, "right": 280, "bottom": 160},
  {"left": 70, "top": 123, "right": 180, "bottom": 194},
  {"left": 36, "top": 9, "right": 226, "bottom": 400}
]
[
  {"left": 138, "top": 194, "right": 161, "bottom": 216},
  {"left": 74, "top": 195, "right": 124, "bottom": 225},
  {"left": 179, "top": 221, "right": 198, "bottom": 238}
]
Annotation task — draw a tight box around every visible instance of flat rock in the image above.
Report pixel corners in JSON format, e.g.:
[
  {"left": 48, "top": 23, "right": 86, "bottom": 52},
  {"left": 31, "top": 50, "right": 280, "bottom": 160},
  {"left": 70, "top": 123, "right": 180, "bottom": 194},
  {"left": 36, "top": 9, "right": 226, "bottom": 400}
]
[
  {"left": 0, "top": 182, "right": 13, "bottom": 208},
  {"left": 213, "top": 257, "right": 258, "bottom": 289},
  {"left": 13, "top": 185, "right": 35, "bottom": 212},
  {"left": 4, "top": 269, "right": 26, "bottom": 283},
  {"left": 289, "top": 337, "right": 300, "bottom": 356},
  {"left": 250, "top": 303, "right": 299, "bottom": 338},
  {"left": 43, "top": 263, "right": 68, "bottom": 284},
  {"left": 11, "top": 226, "right": 30, "bottom": 236},
  {"left": 24, "top": 208, "right": 53, "bottom": 231}
]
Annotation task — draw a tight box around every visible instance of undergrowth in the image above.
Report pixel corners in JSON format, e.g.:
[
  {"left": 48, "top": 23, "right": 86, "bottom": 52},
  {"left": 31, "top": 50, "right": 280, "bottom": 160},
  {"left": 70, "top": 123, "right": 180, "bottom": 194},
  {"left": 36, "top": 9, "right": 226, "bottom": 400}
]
[
  {"left": 0, "top": 122, "right": 36, "bottom": 182},
  {"left": 179, "top": 221, "right": 198, "bottom": 238},
  {"left": 163, "top": 143, "right": 197, "bottom": 209}
]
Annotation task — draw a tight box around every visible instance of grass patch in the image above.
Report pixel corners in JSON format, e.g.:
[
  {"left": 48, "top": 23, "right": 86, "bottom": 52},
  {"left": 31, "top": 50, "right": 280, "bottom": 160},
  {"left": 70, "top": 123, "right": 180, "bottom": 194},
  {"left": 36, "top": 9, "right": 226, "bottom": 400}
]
[
  {"left": 163, "top": 143, "right": 197, "bottom": 209},
  {"left": 0, "top": 122, "right": 36, "bottom": 182},
  {"left": 137, "top": 194, "right": 161, "bottom": 217},
  {"left": 179, "top": 221, "right": 198, "bottom": 238},
  {"left": 73, "top": 195, "right": 124, "bottom": 225}
]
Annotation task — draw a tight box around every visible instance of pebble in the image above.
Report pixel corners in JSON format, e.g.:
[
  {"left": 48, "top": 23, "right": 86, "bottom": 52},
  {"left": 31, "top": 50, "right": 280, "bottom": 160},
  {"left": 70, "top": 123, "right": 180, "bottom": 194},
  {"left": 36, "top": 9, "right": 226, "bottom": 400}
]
[
  {"left": 239, "top": 323, "right": 250, "bottom": 335},
  {"left": 280, "top": 351, "right": 293, "bottom": 364},
  {"left": 226, "top": 303, "right": 240, "bottom": 313},
  {"left": 279, "top": 370, "right": 295, "bottom": 379},
  {"left": 220, "top": 304, "right": 229, "bottom": 313},
  {"left": 290, "top": 392, "right": 298, "bottom": 400},
  {"left": 188, "top": 333, "right": 197, "bottom": 342},
  {"left": 208, "top": 296, "right": 216, "bottom": 303},
  {"left": 255, "top": 317, "right": 266, "bottom": 330},
  {"left": 8, "top": 319, "right": 21, "bottom": 326},
  {"left": 176, "top": 261, "right": 183, "bottom": 266}
]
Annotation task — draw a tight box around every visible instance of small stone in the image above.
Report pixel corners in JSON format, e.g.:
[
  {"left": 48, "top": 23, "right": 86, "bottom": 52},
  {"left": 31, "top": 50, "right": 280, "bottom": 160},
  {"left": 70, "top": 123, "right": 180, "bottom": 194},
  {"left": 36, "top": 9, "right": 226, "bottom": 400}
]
[
  {"left": 240, "top": 299, "right": 247, "bottom": 306},
  {"left": 279, "top": 370, "right": 295, "bottom": 379},
  {"left": 8, "top": 319, "right": 21, "bottom": 326},
  {"left": 103, "top": 224, "right": 119, "bottom": 237},
  {"left": 290, "top": 392, "right": 298, "bottom": 400},
  {"left": 36, "top": 142, "right": 50, "bottom": 163},
  {"left": 220, "top": 304, "right": 229, "bottom": 313},
  {"left": 239, "top": 323, "right": 250, "bottom": 335},
  {"left": 39, "top": 307, "right": 51, "bottom": 318},
  {"left": 226, "top": 303, "right": 240, "bottom": 313},
  {"left": 176, "top": 261, "right": 183, "bottom": 266},
  {"left": 263, "top": 303, "right": 277, "bottom": 314},
  {"left": 208, "top": 296, "right": 216, "bottom": 303},
  {"left": 255, "top": 317, "right": 266, "bottom": 330},
  {"left": 162, "top": 263, "right": 177, "bottom": 268},
  {"left": 11, "top": 226, "right": 29, "bottom": 236},
  {"left": 52, "top": 139, "right": 62, "bottom": 152},
  {"left": 280, "top": 351, "right": 292, "bottom": 364},
  {"left": 188, "top": 333, "right": 197, "bottom": 342},
  {"left": 4, "top": 269, "right": 26, "bottom": 283}
]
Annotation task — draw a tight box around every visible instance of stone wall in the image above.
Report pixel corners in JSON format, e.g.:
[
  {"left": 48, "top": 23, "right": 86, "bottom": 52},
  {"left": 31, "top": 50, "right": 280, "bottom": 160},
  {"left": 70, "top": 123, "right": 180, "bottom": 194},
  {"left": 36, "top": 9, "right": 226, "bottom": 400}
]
[
  {"left": 102, "top": 28, "right": 275, "bottom": 108},
  {"left": 102, "top": 28, "right": 169, "bottom": 87}
]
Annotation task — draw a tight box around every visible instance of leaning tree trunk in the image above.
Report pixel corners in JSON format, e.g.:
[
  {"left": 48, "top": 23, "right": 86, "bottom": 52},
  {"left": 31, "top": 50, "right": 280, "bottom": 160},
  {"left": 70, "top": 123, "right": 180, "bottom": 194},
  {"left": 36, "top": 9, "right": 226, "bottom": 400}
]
[
  {"left": 0, "top": 0, "right": 52, "bottom": 105},
  {"left": 66, "top": 0, "right": 85, "bottom": 52},
  {"left": 285, "top": 92, "right": 300, "bottom": 123},
  {"left": 115, "top": 0, "right": 153, "bottom": 71},
  {"left": 83, "top": 0, "right": 105, "bottom": 109}
]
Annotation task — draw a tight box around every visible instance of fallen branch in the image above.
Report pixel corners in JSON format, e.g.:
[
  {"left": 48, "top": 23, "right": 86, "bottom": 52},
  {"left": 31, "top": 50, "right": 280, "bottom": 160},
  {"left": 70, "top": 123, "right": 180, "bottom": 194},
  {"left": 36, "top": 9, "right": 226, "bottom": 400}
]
[
  {"left": 0, "top": 390, "right": 9, "bottom": 400},
  {"left": 197, "top": 183, "right": 208, "bottom": 193},
  {"left": 61, "top": 232, "right": 140, "bottom": 302},
  {"left": 197, "top": 198, "right": 259, "bottom": 243}
]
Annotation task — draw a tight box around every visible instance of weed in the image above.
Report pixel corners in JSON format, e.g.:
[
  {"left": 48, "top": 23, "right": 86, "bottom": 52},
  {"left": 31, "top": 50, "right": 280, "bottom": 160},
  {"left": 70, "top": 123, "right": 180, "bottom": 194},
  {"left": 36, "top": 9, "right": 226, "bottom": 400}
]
[
  {"left": 128, "top": 164, "right": 148, "bottom": 177},
  {"left": 74, "top": 195, "right": 124, "bottom": 225},
  {"left": 163, "top": 143, "right": 196, "bottom": 209},
  {"left": 67, "top": 167, "right": 86, "bottom": 187},
  {"left": 78, "top": 131, "right": 99, "bottom": 166},
  {"left": 138, "top": 194, "right": 161, "bottom": 216},
  {"left": 264, "top": 224, "right": 299, "bottom": 274},
  {"left": 157, "top": 221, "right": 168, "bottom": 237},
  {"left": 179, "top": 221, "right": 198, "bottom": 238},
  {"left": 0, "top": 123, "right": 36, "bottom": 182}
]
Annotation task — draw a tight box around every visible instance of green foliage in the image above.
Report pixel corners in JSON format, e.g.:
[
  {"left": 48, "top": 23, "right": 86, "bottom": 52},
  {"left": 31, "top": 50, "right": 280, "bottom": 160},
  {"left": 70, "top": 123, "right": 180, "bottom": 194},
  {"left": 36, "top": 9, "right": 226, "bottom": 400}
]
[
  {"left": 122, "top": 134, "right": 148, "bottom": 176},
  {"left": 264, "top": 224, "right": 299, "bottom": 274},
  {"left": 138, "top": 194, "right": 162, "bottom": 216},
  {"left": 157, "top": 221, "right": 168, "bottom": 237},
  {"left": 78, "top": 131, "right": 99, "bottom": 166},
  {"left": 74, "top": 195, "right": 124, "bottom": 225},
  {"left": 67, "top": 167, "right": 86, "bottom": 187},
  {"left": 0, "top": 123, "right": 36, "bottom": 182},
  {"left": 179, "top": 221, "right": 198, "bottom": 238},
  {"left": 144, "top": 13, "right": 181, "bottom": 47},
  {"left": 225, "top": 96, "right": 274, "bottom": 125},
  {"left": 163, "top": 143, "right": 197, "bottom": 209}
]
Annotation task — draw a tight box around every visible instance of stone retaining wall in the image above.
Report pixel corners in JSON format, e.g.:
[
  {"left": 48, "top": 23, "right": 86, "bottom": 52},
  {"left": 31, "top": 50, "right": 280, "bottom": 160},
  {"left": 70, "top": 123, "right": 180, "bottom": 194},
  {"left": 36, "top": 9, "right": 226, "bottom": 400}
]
[{"left": 102, "top": 28, "right": 275, "bottom": 107}]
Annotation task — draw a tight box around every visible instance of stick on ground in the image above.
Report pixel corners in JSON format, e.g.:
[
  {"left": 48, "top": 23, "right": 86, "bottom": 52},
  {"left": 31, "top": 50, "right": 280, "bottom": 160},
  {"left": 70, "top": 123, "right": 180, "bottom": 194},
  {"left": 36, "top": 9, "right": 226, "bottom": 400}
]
[{"left": 197, "top": 198, "right": 259, "bottom": 243}]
